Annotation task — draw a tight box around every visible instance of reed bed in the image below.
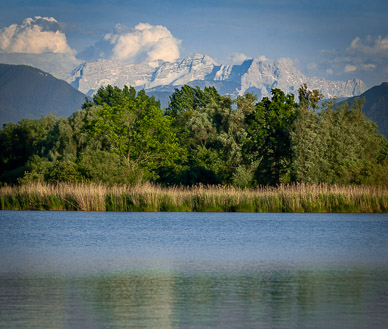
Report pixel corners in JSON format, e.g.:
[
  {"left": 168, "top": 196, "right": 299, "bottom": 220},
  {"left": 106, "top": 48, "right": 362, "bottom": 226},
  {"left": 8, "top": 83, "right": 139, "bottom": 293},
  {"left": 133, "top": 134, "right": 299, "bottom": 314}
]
[{"left": 0, "top": 182, "right": 387, "bottom": 213}]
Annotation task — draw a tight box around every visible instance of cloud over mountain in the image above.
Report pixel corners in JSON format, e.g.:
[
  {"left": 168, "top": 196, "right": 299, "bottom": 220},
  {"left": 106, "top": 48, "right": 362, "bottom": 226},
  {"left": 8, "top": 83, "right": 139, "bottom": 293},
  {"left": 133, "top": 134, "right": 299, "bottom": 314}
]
[
  {"left": 228, "top": 52, "right": 249, "bottom": 64},
  {"left": 344, "top": 35, "right": 388, "bottom": 74},
  {"left": 348, "top": 35, "right": 388, "bottom": 58},
  {"left": 80, "top": 23, "right": 181, "bottom": 63},
  {"left": 311, "top": 35, "right": 388, "bottom": 86},
  {"left": 322, "top": 35, "right": 388, "bottom": 73},
  {"left": 0, "top": 16, "right": 75, "bottom": 54}
]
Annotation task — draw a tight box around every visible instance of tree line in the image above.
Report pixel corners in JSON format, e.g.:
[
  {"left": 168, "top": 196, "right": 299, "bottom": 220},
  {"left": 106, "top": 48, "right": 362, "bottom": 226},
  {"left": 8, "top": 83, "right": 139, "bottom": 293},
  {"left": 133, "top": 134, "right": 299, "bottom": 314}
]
[{"left": 1, "top": 84, "right": 387, "bottom": 186}]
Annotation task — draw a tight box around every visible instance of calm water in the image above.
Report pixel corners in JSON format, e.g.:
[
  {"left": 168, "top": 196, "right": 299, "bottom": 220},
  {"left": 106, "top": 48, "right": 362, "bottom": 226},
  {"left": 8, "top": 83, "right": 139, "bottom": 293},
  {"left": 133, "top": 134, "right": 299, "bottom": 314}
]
[{"left": 0, "top": 211, "right": 388, "bottom": 328}]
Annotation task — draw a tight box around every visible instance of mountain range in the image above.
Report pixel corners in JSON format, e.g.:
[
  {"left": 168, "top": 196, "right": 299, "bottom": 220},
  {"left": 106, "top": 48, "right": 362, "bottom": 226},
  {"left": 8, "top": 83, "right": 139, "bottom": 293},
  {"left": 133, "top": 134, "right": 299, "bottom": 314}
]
[
  {"left": 67, "top": 54, "right": 367, "bottom": 102},
  {"left": 0, "top": 61, "right": 386, "bottom": 139},
  {"left": 0, "top": 64, "right": 87, "bottom": 126}
]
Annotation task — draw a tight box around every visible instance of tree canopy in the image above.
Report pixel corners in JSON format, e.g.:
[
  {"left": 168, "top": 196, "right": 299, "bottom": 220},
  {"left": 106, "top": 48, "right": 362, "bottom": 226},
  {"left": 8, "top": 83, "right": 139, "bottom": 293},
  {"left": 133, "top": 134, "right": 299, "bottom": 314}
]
[{"left": 1, "top": 84, "right": 387, "bottom": 186}]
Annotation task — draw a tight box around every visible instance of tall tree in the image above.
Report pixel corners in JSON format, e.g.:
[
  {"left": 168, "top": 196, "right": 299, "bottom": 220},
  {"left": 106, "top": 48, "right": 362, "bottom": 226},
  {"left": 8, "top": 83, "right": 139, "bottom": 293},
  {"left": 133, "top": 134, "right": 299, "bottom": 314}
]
[
  {"left": 165, "top": 85, "right": 228, "bottom": 184},
  {"left": 245, "top": 89, "right": 297, "bottom": 185},
  {"left": 291, "top": 84, "right": 324, "bottom": 182},
  {"left": 0, "top": 116, "right": 56, "bottom": 183},
  {"left": 85, "top": 85, "right": 180, "bottom": 181}
]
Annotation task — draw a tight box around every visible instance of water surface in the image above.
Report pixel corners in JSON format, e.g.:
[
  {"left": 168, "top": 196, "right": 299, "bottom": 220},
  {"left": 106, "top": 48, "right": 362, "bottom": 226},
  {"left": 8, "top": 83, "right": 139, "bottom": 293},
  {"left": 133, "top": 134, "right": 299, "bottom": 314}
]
[{"left": 0, "top": 211, "right": 387, "bottom": 328}]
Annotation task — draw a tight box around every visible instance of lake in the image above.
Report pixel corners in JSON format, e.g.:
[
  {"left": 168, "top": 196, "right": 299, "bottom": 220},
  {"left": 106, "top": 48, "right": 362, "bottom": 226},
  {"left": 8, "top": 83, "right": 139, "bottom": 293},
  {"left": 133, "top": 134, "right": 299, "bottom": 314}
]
[{"left": 0, "top": 211, "right": 388, "bottom": 328}]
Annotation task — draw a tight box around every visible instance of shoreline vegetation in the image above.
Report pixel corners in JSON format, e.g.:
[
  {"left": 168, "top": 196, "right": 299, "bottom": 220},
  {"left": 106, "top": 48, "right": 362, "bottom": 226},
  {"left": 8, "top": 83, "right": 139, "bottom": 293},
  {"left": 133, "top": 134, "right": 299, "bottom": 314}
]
[
  {"left": 1, "top": 85, "right": 388, "bottom": 190},
  {"left": 0, "top": 182, "right": 386, "bottom": 213}
]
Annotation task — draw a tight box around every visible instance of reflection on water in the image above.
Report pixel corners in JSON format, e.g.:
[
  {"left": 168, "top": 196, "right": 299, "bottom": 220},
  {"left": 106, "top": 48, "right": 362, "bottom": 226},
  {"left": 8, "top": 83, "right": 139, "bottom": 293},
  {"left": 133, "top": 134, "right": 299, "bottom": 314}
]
[
  {"left": 1, "top": 211, "right": 388, "bottom": 328},
  {"left": 1, "top": 267, "right": 388, "bottom": 329}
]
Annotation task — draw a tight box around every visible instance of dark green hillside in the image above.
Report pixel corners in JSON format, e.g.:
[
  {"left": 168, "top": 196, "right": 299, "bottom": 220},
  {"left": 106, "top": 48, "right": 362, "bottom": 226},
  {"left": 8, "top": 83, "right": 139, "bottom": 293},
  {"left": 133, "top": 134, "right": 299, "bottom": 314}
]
[
  {"left": 343, "top": 82, "right": 388, "bottom": 138},
  {"left": 0, "top": 64, "right": 87, "bottom": 126}
]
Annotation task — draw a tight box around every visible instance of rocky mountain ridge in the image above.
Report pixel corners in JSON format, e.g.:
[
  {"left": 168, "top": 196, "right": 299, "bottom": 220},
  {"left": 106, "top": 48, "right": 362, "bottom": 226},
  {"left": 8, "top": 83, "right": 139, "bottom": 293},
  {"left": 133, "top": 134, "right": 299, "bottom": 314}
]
[{"left": 67, "top": 54, "right": 367, "bottom": 99}]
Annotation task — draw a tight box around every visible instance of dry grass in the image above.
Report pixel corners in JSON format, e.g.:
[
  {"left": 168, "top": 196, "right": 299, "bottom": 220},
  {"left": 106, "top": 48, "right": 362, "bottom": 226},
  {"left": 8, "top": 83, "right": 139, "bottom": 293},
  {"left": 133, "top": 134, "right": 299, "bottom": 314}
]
[{"left": 0, "top": 182, "right": 387, "bottom": 212}]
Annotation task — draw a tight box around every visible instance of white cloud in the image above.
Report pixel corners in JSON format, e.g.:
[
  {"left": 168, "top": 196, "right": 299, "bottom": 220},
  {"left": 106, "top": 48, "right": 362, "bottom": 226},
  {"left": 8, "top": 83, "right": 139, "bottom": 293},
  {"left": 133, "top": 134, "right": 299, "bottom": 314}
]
[
  {"left": 341, "top": 36, "right": 388, "bottom": 74},
  {"left": 229, "top": 52, "right": 249, "bottom": 64},
  {"left": 317, "top": 35, "right": 388, "bottom": 85},
  {"left": 344, "top": 35, "right": 388, "bottom": 72},
  {"left": 360, "top": 63, "right": 376, "bottom": 70},
  {"left": 344, "top": 64, "right": 357, "bottom": 72},
  {"left": 348, "top": 35, "right": 388, "bottom": 56},
  {"left": 257, "top": 55, "right": 268, "bottom": 62},
  {"left": 102, "top": 23, "right": 181, "bottom": 63},
  {"left": 0, "top": 16, "right": 75, "bottom": 54}
]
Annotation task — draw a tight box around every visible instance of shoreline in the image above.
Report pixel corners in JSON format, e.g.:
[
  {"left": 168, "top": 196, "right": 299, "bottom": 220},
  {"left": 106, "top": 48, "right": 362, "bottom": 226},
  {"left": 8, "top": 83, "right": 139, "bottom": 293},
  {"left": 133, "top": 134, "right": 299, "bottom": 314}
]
[{"left": 0, "top": 182, "right": 386, "bottom": 213}]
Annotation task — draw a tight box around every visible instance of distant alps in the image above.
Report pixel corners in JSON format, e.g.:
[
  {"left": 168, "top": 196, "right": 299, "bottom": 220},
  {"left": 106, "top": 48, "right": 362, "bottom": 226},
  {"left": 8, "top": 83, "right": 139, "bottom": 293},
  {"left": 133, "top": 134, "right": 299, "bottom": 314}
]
[{"left": 66, "top": 54, "right": 367, "bottom": 100}]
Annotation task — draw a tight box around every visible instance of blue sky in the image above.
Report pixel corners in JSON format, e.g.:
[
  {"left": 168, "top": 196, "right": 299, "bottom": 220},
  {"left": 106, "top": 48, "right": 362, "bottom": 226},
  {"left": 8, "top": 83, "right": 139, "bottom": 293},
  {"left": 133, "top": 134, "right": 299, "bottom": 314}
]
[{"left": 0, "top": 0, "right": 387, "bottom": 87}]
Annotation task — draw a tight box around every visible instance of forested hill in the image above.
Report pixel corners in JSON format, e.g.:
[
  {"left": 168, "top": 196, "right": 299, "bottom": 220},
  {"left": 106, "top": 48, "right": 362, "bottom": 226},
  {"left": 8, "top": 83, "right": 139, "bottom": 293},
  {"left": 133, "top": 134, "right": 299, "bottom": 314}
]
[
  {"left": 0, "top": 64, "right": 87, "bottom": 126},
  {"left": 339, "top": 82, "right": 388, "bottom": 139}
]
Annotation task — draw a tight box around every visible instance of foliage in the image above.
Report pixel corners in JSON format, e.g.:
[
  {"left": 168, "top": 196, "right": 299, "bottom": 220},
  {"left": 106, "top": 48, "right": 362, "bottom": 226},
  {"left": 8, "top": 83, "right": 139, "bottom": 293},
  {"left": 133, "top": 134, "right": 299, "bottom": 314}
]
[
  {"left": 291, "top": 85, "right": 388, "bottom": 186},
  {"left": 245, "top": 88, "right": 297, "bottom": 185},
  {"left": 0, "top": 84, "right": 387, "bottom": 188},
  {"left": 85, "top": 86, "right": 181, "bottom": 181},
  {"left": 0, "top": 115, "right": 56, "bottom": 183}
]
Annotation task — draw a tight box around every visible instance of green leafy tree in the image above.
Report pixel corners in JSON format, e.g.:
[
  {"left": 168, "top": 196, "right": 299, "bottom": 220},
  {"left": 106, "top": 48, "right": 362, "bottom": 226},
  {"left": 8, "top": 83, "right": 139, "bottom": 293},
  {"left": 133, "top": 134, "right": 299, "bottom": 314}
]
[
  {"left": 245, "top": 89, "right": 297, "bottom": 185},
  {"left": 166, "top": 85, "right": 239, "bottom": 185},
  {"left": 291, "top": 84, "right": 324, "bottom": 182},
  {"left": 85, "top": 85, "right": 181, "bottom": 181},
  {"left": 291, "top": 88, "right": 388, "bottom": 185},
  {"left": 0, "top": 116, "right": 56, "bottom": 183},
  {"left": 1, "top": 84, "right": 386, "bottom": 187},
  {"left": 318, "top": 99, "right": 388, "bottom": 185}
]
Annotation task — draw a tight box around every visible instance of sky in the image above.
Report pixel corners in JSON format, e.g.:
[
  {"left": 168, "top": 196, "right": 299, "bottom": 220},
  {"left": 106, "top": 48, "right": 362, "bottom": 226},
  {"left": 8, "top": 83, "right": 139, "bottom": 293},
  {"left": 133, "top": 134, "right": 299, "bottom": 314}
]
[{"left": 0, "top": 0, "right": 387, "bottom": 87}]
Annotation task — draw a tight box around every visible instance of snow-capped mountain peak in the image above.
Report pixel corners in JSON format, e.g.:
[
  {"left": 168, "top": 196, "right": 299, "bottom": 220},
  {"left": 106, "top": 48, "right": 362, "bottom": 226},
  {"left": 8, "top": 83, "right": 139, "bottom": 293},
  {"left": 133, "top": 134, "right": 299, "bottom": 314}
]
[{"left": 67, "top": 54, "right": 367, "bottom": 99}]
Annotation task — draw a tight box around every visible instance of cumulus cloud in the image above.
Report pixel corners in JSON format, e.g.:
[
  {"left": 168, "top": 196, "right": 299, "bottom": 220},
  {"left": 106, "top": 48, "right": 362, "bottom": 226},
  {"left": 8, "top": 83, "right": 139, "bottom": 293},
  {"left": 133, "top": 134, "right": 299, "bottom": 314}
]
[
  {"left": 0, "top": 16, "right": 75, "bottom": 54},
  {"left": 360, "top": 63, "right": 376, "bottom": 70},
  {"left": 223, "top": 53, "right": 267, "bottom": 65},
  {"left": 348, "top": 35, "right": 388, "bottom": 57},
  {"left": 257, "top": 55, "right": 268, "bottom": 62},
  {"left": 339, "top": 36, "right": 388, "bottom": 74},
  {"left": 344, "top": 64, "right": 357, "bottom": 72},
  {"left": 84, "top": 23, "right": 181, "bottom": 63},
  {"left": 229, "top": 52, "right": 249, "bottom": 64},
  {"left": 316, "top": 35, "right": 388, "bottom": 85},
  {"left": 343, "top": 35, "right": 388, "bottom": 71},
  {"left": 322, "top": 36, "right": 388, "bottom": 66}
]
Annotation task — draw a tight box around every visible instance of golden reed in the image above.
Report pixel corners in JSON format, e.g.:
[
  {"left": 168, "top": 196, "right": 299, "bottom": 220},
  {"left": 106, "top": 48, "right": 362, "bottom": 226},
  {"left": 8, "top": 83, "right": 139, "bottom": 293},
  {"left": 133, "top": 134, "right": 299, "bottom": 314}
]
[{"left": 0, "top": 182, "right": 386, "bottom": 212}]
